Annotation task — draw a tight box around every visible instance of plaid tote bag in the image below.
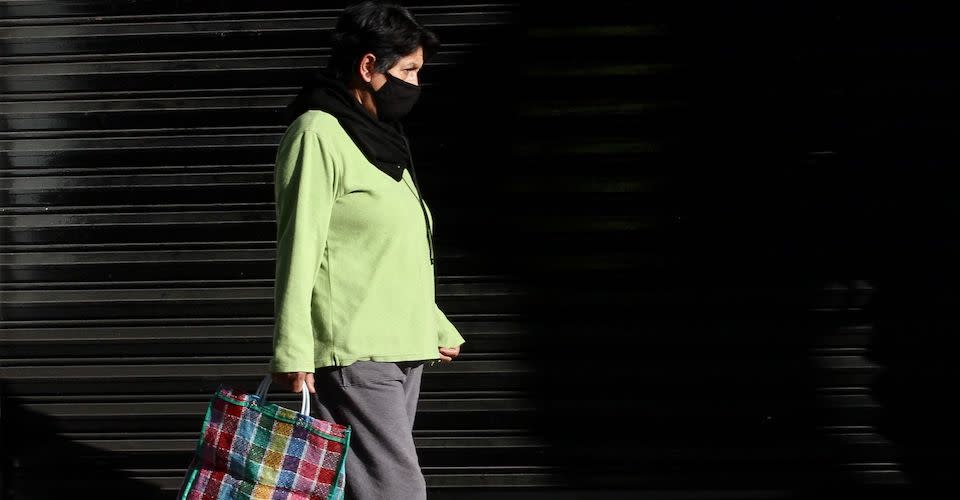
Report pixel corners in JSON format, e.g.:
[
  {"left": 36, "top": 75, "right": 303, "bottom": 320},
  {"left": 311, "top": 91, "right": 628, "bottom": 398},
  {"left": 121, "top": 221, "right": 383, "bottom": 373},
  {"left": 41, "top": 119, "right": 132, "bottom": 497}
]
[{"left": 177, "top": 374, "right": 352, "bottom": 499}]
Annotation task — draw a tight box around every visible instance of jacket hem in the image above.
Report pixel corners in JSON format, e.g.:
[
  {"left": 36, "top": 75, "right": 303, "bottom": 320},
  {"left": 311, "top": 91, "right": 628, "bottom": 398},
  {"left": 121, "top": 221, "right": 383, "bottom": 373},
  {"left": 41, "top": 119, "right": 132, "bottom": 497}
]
[{"left": 315, "top": 351, "right": 441, "bottom": 369}]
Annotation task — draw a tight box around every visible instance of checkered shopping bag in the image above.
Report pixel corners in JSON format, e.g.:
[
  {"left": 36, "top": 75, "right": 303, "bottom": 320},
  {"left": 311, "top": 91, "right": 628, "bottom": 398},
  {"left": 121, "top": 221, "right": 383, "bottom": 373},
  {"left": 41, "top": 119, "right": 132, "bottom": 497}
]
[{"left": 177, "top": 374, "right": 352, "bottom": 499}]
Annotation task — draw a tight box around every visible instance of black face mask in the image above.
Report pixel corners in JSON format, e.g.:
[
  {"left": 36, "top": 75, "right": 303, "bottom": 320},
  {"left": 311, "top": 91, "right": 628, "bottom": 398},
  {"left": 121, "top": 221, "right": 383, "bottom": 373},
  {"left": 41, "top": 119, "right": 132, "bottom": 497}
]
[{"left": 371, "top": 72, "right": 421, "bottom": 122}]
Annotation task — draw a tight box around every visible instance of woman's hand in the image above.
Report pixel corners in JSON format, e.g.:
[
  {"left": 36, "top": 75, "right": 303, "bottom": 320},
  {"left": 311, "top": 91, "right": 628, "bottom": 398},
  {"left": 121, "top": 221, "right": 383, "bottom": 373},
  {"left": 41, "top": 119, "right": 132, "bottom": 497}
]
[
  {"left": 438, "top": 345, "right": 460, "bottom": 363},
  {"left": 272, "top": 371, "right": 316, "bottom": 394}
]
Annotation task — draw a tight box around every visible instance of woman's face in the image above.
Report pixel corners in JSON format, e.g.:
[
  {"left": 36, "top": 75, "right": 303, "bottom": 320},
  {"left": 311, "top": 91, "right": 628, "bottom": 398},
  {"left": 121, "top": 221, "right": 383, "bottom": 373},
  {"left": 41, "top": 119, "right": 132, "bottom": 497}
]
[
  {"left": 352, "top": 46, "right": 425, "bottom": 120},
  {"left": 371, "top": 46, "right": 423, "bottom": 90}
]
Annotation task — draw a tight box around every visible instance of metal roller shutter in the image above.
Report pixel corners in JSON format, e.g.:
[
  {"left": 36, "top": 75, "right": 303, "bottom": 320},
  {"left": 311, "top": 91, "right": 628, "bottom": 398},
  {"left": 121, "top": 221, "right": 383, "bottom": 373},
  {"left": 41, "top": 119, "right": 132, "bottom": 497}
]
[{"left": 2, "top": 1, "right": 946, "bottom": 499}]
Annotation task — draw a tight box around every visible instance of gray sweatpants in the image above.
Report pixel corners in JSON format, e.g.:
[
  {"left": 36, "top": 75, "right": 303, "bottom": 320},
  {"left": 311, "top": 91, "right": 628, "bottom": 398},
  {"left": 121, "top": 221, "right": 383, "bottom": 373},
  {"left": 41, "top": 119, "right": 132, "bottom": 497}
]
[{"left": 311, "top": 360, "right": 429, "bottom": 500}]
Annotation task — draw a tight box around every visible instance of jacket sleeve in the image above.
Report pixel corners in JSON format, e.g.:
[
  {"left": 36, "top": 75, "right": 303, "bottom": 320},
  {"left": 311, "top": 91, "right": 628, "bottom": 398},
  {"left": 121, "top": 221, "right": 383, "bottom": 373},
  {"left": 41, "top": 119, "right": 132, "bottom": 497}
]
[
  {"left": 436, "top": 302, "right": 466, "bottom": 347},
  {"left": 270, "top": 129, "right": 339, "bottom": 373}
]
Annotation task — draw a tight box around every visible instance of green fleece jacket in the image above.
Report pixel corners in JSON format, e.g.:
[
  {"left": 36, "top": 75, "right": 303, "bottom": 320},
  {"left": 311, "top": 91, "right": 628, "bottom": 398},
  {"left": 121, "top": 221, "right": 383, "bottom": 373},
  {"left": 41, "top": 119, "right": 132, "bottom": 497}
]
[{"left": 270, "top": 110, "right": 466, "bottom": 372}]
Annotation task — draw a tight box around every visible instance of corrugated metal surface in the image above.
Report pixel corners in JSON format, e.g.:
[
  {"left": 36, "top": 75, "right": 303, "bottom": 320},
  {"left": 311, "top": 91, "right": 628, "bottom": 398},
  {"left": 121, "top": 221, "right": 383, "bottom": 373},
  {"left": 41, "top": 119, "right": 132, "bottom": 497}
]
[
  {"left": 2, "top": 1, "right": 947, "bottom": 499},
  {"left": 0, "top": 2, "right": 542, "bottom": 498},
  {"left": 499, "top": 2, "right": 930, "bottom": 499}
]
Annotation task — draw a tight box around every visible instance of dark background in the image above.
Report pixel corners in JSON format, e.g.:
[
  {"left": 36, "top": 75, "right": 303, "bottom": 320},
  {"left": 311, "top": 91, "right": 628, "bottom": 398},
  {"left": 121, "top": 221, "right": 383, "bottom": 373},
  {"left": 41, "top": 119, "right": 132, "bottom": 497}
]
[{"left": 1, "top": 1, "right": 956, "bottom": 498}]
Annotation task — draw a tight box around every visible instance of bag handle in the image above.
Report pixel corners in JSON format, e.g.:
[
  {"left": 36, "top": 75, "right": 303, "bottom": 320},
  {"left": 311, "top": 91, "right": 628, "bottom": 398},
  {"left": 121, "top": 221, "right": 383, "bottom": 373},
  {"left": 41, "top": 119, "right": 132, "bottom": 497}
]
[{"left": 255, "top": 374, "right": 310, "bottom": 415}]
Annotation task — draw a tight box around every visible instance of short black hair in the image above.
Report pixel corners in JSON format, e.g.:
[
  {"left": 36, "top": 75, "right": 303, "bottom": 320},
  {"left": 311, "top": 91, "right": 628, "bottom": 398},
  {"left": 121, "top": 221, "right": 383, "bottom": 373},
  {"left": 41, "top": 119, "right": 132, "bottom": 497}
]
[{"left": 328, "top": 1, "right": 440, "bottom": 82}]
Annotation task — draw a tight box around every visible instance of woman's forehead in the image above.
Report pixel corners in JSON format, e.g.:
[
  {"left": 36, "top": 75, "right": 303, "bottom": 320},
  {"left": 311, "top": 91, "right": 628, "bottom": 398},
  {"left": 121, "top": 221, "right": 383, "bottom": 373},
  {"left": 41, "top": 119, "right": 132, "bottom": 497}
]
[{"left": 397, "top": 46, "right": 424, "bottom": 65}]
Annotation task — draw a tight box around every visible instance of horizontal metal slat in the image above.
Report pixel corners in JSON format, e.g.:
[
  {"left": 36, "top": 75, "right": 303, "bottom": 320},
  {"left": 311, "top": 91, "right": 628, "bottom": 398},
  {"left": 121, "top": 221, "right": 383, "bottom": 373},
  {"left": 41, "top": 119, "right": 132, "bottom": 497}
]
[
  {"left": 0, "top": 318, "right": 526, "bottom": 341},
  {"left": 8, "top": 434, "right": 897, "bottom": 467},
  {"left": 0, "top": 52, "right": 467, "bottom": 79},
  {"left": 18, "top": 397, "right": 539, "bottom": 418},
  {"left": 0, "top": 10, "right": 516, "bottom": 39},
  {"left": 0, "top": 360, "right": 539, "bottom": 395},
  {"left": 0, "top": 279, "right": 520, "bottom": 298}
]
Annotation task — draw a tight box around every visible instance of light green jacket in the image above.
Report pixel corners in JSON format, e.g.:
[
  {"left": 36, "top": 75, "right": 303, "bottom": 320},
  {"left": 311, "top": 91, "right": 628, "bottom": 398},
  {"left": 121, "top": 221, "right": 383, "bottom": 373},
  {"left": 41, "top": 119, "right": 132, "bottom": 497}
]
[{"left": 270, "top": 110, "right": 466, "bottom": 372}]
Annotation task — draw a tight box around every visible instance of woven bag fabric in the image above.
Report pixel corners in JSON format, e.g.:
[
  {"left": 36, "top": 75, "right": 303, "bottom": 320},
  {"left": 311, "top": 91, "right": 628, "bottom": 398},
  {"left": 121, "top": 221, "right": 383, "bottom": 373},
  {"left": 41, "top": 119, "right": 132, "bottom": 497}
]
[{"left": 178, "top": 383, "right": 352, "bottom": 499}]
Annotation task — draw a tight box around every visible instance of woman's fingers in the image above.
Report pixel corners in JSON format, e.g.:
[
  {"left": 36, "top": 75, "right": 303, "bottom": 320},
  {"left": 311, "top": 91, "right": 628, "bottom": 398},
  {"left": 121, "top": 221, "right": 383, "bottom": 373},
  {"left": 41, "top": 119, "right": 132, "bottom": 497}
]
[
  {"left": 270, "top": 371, "right": 313, "bottom": 393},
  {"left": 439, "top": 347, "right": 459, "bottom": 359},
  {"left": 438, "top": 345, "right": 461, "bottom": 363}
]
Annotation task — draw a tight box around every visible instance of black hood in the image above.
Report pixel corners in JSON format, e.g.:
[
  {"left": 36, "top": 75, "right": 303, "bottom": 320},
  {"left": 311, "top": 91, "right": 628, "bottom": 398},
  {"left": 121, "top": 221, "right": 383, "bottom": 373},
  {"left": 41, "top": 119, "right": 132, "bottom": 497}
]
[{"left": 283, "top": 67, "right": 412, "bottom": 182}]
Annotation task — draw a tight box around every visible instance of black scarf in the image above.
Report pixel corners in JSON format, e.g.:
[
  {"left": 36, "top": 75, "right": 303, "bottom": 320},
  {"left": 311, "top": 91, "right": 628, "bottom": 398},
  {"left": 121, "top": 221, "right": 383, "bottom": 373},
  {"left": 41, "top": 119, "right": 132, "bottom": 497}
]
[
  {"left": 283, "top": 67, "right": 412, "bottom": 182},
  {"left": 282, "top": 67, "right": 437, "bottom": 269}
]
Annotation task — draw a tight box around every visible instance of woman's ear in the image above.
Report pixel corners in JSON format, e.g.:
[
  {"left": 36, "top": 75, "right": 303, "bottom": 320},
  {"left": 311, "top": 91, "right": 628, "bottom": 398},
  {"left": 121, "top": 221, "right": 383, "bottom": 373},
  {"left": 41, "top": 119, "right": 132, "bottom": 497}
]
[{"left": 357, "top": 53, "right": 377, "bottom": 83}]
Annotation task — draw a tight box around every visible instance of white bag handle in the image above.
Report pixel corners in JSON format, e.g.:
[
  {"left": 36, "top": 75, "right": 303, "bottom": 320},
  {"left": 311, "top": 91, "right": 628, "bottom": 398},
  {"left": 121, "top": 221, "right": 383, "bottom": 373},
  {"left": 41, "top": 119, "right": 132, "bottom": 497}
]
[{"left": 255, "top": 374, "right": 310, "bottom": 415}]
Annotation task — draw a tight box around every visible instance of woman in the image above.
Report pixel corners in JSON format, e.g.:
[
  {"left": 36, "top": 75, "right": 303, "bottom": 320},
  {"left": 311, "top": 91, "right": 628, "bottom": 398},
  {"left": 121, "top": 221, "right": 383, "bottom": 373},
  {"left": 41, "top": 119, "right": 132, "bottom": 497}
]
[{"left": 269, "top": 2, "right": 465, "bottom": 499}]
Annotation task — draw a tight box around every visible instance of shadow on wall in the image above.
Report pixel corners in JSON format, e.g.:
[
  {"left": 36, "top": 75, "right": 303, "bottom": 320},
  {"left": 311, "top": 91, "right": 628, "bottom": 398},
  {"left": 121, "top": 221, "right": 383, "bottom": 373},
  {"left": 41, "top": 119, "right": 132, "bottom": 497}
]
[
  {"left": 513, "top": 1, "right": 919, "bottom": 498},
  {"left": 398, "top": 10, "right": 528, "bottom": 277},
  {"left": 872, "top": 277, "right": 956, "bottom": 500},
  {"left": 0, "top": 381, "right": 172, "bottom": 499},
  {"left": 869, "top": 182, "right": 958, "bottom": 498}
]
